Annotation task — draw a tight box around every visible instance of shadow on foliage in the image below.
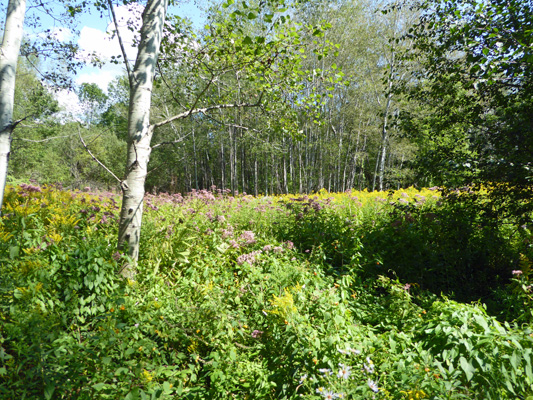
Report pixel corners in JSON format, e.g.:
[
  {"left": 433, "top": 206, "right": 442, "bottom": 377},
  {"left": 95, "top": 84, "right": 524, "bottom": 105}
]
[
  {"left": 274, "top": 190, "right": 531, "bottom": 314},
  {"left": 359, "top": 190, "right": 527, "bottom": 306}
]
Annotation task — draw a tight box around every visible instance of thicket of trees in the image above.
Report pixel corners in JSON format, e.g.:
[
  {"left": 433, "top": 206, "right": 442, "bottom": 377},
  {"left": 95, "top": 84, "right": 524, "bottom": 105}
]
[
  {"left": 4, "top": 0, "right": 420, "bottom": 196},
  {"left": 2, "top": 0, "right": 532, "bottom": 268}
]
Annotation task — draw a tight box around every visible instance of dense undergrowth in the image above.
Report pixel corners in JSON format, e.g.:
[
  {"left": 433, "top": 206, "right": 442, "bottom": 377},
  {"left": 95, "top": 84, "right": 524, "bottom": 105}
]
[{"left": 1, "top": 184, "right": 532, "bottom": 399}]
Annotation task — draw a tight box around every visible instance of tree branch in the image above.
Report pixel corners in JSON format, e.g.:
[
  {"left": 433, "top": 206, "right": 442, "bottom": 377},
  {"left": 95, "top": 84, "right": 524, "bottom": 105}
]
[
  {"left": 107, "top": 0, "right": 133, "bottom": 83},
  {"left": 78, "top": 125, "right": 128, "bottom": 191},
  {"left": 152, "top": 92, "right": 264, "bottom": 130},
  {"left": 13, "top": 134, "right": 73, "bottom": 142},
  {"left": 152, "top": 131, "right": 192, "bottom": 149}
]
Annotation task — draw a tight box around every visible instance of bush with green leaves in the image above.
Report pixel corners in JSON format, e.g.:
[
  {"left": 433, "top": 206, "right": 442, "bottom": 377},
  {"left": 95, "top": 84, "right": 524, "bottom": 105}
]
[
  {"left": 1, "top": 185, "right": 532, "bottom": 399},
  {"left": 358, "top": 190, "right": 521, "bottom": 303}
]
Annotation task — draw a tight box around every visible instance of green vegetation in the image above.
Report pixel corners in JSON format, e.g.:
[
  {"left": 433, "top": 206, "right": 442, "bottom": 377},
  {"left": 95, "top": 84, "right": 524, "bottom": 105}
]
[
  {"left": 1, "top": 185, "right": 532, "bottom": 399},
  {"left": 2, "top": 0, "right": 533, "bottom": 398}
]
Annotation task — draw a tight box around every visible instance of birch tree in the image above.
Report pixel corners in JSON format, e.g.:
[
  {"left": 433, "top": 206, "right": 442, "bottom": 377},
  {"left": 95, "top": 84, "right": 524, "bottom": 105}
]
[
  {"left": 111, "top": 0, "right": 334, "bottom": 276},
  {"left": 0, "top": 0, "right": 26, "bottom": 213},
  {"left": 0, "top": 0, "right": 84, "bottom": 213}
]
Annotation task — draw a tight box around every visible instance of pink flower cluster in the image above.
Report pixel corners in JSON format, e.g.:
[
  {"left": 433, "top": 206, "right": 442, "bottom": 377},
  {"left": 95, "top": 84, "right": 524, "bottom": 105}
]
[
  {"left": 239, "top": 231, "right": 256, "bottom": 245},
  {"left": 236, "top": 250, "right": 262, "bottom": 266},
  {"left": 19, "top": 183, "right": 42, "bottom": 193}
]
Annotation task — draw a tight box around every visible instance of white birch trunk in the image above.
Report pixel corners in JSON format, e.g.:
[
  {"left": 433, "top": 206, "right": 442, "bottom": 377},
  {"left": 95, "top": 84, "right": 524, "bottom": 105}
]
[
  {"left": 0, "top": 0, "right": 26, "bottom": 213},
  {"left": 118, "top": 0, "right": 168, "bottom": 276}
]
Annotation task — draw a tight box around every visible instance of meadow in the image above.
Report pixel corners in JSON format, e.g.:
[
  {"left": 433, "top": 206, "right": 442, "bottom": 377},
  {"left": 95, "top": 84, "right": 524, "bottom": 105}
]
[{"left": 1, "top": 184, "right": 532, "bottom": 399}]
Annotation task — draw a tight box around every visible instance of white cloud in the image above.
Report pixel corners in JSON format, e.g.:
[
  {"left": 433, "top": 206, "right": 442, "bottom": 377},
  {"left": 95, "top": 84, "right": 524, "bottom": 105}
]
[
  {"left": 53, "top": 88, "right": 83, "bottom": 120},
  {"left": 76, "top": 69, "right": 120, "bottom": 91},
  {"left": 73, "top": 4, "right": 144, "bottom": 93},
  {"left": 78, "top": 26, "right": 119, "bottom": 60},
  {"left": 77, "top": 4, "right": 142, "bottom": 64}
]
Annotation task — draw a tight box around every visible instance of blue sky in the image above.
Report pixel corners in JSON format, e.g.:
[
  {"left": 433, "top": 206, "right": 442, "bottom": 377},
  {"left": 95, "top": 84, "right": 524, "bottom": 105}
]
[
  {"left": 22, "top": 0, "right": 208, "bottom": 112},
  {"left": 75, "top": 1, "right": 206, "bottom": 90}
]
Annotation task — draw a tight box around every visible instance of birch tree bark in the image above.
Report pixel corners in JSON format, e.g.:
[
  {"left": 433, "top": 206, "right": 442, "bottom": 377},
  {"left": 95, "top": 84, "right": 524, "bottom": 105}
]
[
  {"left": 0, "top": 0, "right": 26, "bottom": 214},
  {"left": 117, "top": 0, "right": 168, "bottom": 277}
]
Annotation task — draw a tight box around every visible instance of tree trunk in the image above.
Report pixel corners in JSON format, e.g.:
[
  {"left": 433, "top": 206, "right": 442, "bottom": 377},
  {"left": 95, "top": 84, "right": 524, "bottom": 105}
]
[
  {"left": 254, "top": 156, "right": 258, "bottom": 196},
  {"left": 220, "top": 137, "right": 225, "bottom": 190},
  {"left": 0, "top": 0, "right": 26, "bottom": 214},
  {"left": 192, "top": 125, "right": 198, "bottom": 189},
  {"left": 118, "top": 0, "right": 168, "bottom": 277},
  {"left": 378, "top": 90, "right": 393, "bottom": 192}
]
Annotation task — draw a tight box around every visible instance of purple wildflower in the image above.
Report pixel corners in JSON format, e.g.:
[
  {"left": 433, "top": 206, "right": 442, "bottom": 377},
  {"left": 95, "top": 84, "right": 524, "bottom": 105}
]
[
  {"left": 251, "top": 330, "right": 263, "bottom": 338},
  {"left": 239, "top": 231, "right": 256, "bottom": 245}
]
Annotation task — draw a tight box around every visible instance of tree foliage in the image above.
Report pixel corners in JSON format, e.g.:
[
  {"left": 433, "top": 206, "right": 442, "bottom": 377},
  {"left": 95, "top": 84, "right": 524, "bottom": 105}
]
[{"left": 399, "top": 0, "right": 533, "bottom": 217}]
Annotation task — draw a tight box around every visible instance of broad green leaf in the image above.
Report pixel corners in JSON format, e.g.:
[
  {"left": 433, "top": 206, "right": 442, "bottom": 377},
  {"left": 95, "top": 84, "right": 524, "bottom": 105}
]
[
  {"left": 44, "top": 383, "right": 55, "bottom": 400},
  {"left": 459, "top": 356, "right": 475, "bottom": 381},
  {"left": 9, "top": 246, "right": 19, "bottom": 259}
]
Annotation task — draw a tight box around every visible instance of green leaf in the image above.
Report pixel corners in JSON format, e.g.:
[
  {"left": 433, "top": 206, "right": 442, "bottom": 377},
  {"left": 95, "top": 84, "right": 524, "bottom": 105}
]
[
  {"left": 243, "top": 36, "right": 253, "bottom": 45},
  {"left": 125, "top": 388, "right": 140, "bottom": 400},
  {"left": 44, "top": 383, "right": 55, "bottom": 400},
  {"left": 222, "top": 0, "right": 234, "bottom": 8},
  {"left": 510, "top": 351, "right": 520, "bottom": 370},
  {"left": 93, "top": 383, "right": 106, "bottom": 391},
  {"left": 459, "top": 356, "right": 475, "bottom": 381},
  {"left": 247, "top": 12, "right": 257, "bottom": 20},
  {"left": 9, "top": 246, "right": 19, "bottom": 259}
]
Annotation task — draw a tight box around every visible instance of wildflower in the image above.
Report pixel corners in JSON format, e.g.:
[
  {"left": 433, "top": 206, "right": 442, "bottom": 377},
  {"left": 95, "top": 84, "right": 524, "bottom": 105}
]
[
  {"left": 337, "top": 363, "right": 352, "bottom": 380},
  {"left": 321, "top": 390, "right": 337, "bottom": 399},
  {"left": 512, "top": 270, "right": 523, "bottom": 276},
  {"left": 367, "top": 379, "right": 379, "bottom": 393},
  {"left": 221, "top": 229, "right": 233, "bottom": 239},
  {"left": 236, "top": 251, "right": 261, "bottom": 266},
  {"left": 251, "top": 330, "right": 263, "bottom": 338},
  {"left": 263, "top": 245, "right": 273, "bottom": 252},
  {"left": 239, "top": 231, "right": 256, "bottom": 245},
  {"left": 273, "top": 246, "right": 284, "bottom": 253},
  {"left": 299, "top": 374, "right": 307, "bottom": 384},
  {"left": 318, "top": 368, "right": 333, "bottom": 376},
  {"left": 363, "top": 358, "right": 375, "bottom": 374}
]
